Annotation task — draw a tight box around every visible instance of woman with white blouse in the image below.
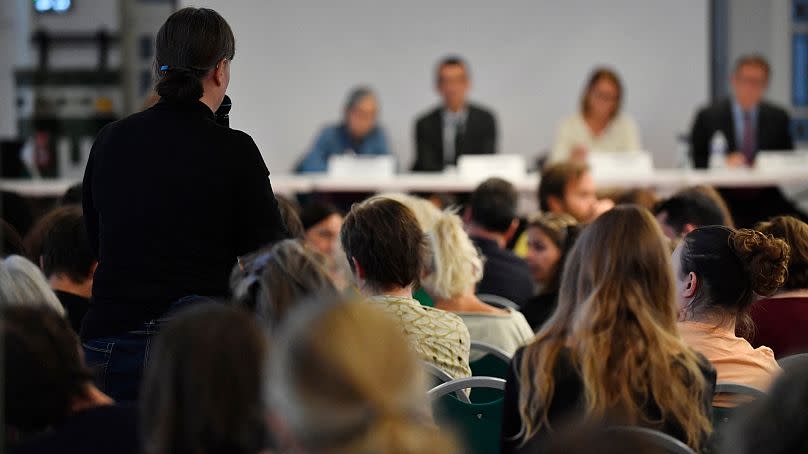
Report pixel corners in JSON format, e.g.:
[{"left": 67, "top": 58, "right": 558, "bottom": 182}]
[{"left": 549, "top": 67, "right": 641, "bottom": 164}]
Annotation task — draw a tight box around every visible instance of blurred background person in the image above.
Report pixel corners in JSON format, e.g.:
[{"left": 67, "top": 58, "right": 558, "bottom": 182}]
[
  {"left": 751, "top": 216, "right": 808, "bottom": 357},
  {"left": 299, "top": 201, "right": 350, "bottom": 288},
  {"left": 296, "top": 86, "right": 391, "bottom": 173},
  {"left": 675, "top": 226, "right": 786, "bottom": 406},
  {"left": 654, "top": 188, "right": 728, "bottom": 242},
  {"left": 690, "top": 55, "right": 792, "bottom": 169},
  {"left": 40, "top": 205, "right": 96, "bottom": 333},
  {"left": 0, "top": 255, "right": 64, "bottom": 317},
  {"left": 4, "top": 306, "right": 138, "bottom": 454},
  {"left": 539, "top": 162, "right": 613, "bottom": 223},
  {"left": 423, "top": 211, "right": 533, "bottom": 357},
  {"left": 230, "top": 239, "right": 338, "bottom": 331},
  {"left": 521, "top": 213, "right": 579, "bottom": 331},
  {"left": 140, "top": 304, "right": 270, "bottom": 454},
  {"left": 549, "top": 67, "right": 641, "bottom": 164},
  {"left": 413, "top": 56, "right": 497, "bottom": 171},
  {"left": 268, "top": 300, "right": 457, "bottom": 454},
  {"left": 465, "top": 178, "right": 534, "bottom": 307}
]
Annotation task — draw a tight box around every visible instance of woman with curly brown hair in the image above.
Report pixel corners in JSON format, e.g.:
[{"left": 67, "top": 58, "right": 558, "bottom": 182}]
[{"left": 674, "top": 225, "right": 789, "bottom": 405}]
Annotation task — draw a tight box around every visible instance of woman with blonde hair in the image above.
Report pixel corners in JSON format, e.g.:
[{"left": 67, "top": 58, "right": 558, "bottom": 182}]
[
  {"left": 267, "top": 300, "right": 456, "bottom": 454},
  {"left": 423, "top": 211, "right": 533, "bottom": 357},
  {"left": 501, "top": 206, "right": 714, "bottom": 453}
]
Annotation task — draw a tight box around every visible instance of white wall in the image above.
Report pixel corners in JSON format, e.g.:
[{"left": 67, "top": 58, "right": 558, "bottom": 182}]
[{"left": 182, "top": 0, "right": 708, "bottom": 172}]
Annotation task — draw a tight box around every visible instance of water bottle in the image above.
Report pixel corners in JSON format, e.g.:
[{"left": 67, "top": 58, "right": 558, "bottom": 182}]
[{"left": 709, "top": 131, "right": 728, "bottom": 169}]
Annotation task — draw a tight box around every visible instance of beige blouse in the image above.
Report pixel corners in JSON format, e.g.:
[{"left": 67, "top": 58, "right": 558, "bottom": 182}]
[
  {"left": 549, "top": 112, "right": 641, "bottom": 164},
  {"left": 368, "top": 295, "right": 471, "bottom": 380},
  {"left": 458, "top": 309, "right": 534, "bottom": 361}
]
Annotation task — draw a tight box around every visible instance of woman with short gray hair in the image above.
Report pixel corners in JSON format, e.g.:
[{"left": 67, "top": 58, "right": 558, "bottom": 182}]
[{"left": 0, "top": 255, "right": 65, "bottom": 316}]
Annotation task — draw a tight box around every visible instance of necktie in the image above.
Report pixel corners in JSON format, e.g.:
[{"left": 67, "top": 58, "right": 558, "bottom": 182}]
[
  {"left": 453, "top": 119, "right": 465, "bottom": 164},
  {"left": 741, "top": 111, "right": 755, "bottom": 164}
]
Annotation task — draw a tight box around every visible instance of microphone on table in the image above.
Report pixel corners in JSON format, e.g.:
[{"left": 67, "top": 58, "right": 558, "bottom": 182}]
[{"left": 215, "top": 95, "right": 232, "bottom": 128}]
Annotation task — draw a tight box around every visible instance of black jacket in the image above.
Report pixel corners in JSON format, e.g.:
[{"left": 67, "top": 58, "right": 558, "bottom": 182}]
[
  {"left": 81, "top": 100, "right": 288, "bottom": 339},
  {"left": 472, "top": 236, "right": 534, "bottom": 307},
  {"left": 689, "top": 98, "right": 793, "bottom": 168},
  {"left": 413, "top": 103, "right": 497, "bottom": 171}
]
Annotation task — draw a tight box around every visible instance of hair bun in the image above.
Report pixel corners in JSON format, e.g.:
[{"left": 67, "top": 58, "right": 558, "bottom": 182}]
[
  {"left": 155, "top": 66, "right": 204, "bottom": 103},
  {"left": 730, "top": 229, "right": 790, "bottom": 296}
]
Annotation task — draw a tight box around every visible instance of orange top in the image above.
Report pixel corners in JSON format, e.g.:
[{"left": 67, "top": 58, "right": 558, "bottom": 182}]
[{"left": 678, "top": 321, "right": 781, "bottom": 407}]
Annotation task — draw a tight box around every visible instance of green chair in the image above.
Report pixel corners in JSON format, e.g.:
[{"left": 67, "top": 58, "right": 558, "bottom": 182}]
[
  {"left": 413, "top": 287, "right": 435, "bottom": 307},
  {"left": 429, "top": 376, "right": 506, "bottom": 454},
  {"left": 778, "top": 353, "right": 808, "bottom": 371},
  {"left": 469, "top": 341, "right": 511, "bottom": 402},
  {"left": 710, "top": 383, "right": 767, "bottom": 447},
  {"left": 422, "top": 361, "right": 469, "bottom": 402}
]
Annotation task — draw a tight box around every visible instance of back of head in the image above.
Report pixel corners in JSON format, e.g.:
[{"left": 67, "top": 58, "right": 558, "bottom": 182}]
[
  {"left": 41, "top": 205, "right": 94, "bottom": 283},
  {"left": 519, "top": 206, "right": 711, "bottom": 451},
  {"left": 756, "top": 216, "right": 808, "bottom": 291},
  {"left": 154, "top": 7, "right": 235, "bottom": 103},
  {"left": 269, "top": 300, "right": 455, "bottom": 454},
  {"left": 3, "top": 305, "right": 92, "bottom": 432},
  {"left": 341, "top": 197, "right": 426, "bottom": 292},
  {"left": 275, "top": 195, "right": 304, "bottom": 239},
  {"left": 423, "top": 211, "right": 483, "bottom": 300},
  {"left": 654, "top": 189, "right": 726, "bottom": 236},
  {"left": 376, "top": 192, "right": 442, "bottom": 232},
  {"left": 678, "top": 226, "right": 789, "bottom": 326},
  {"left": 230, "top": 239, "right": 338, "bottom": 329},
  {"left": 1, "top": 218, "right": 26, "bottom": 257},
  {"left": 23, "top": 205, "right": 81, "bottom": 263},
  {"left": 141, "top": 304, "right": 269, "bottom": 454},
  {"left": 470, "top": 177, "right": 518, "bottom": 233},
  {"left": 539, "top": 162, "right": 590, "bottom": 212},
  {"left": 0, "top": 255, "right": 64, "bottom": 316},
  {"left": 723, "top": 361, "right": 808, "bottom": 454}
]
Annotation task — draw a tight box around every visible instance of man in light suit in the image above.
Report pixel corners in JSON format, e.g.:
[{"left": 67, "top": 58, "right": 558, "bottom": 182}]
[{"left": 413, "top": 56, "right": 497, "bottom": 171}]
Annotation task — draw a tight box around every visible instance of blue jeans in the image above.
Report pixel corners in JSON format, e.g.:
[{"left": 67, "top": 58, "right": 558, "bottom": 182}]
[{"left": 82, "top": 296, "right": 213, "bottom": 402}]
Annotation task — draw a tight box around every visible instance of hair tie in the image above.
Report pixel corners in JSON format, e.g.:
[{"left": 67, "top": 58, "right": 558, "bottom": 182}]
[{"left": 159, "top": 65, "right": 169, "bottom": 71}]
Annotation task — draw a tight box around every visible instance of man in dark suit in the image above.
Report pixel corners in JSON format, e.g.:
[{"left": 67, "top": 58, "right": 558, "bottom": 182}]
[
  {"left": 465, "top": 178, "right": 534, "bottom": 307},
  {"left": 690, "top": 55, "right": 793, "bottom": 169},
  {"left": 413, "top": 56, "right": 497, "bottom": 171},
  {"left": 689, "top": 55, "right": 800, "bottom": 227}
]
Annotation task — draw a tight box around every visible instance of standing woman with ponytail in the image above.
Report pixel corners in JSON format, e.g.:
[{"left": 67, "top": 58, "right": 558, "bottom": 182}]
[
  {"left": 81, "top": 8, "right": 288, "bottom": 401},
  {"left": 675, "top": 226, "right": 788, "bottom": 404}
]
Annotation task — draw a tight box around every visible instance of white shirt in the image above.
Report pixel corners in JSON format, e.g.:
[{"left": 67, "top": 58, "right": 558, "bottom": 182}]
[
  {"left": 458, "top": 309, "right": 534, "bottom": 361},
  {"left": 549, "top": 112, "right": 641, "bottom": 164}
]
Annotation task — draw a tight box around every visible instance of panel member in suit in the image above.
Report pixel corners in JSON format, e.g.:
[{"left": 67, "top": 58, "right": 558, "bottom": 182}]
[
  {"left": 690, "top": 55, "right": 793, "bottom": 169},
  {"left": 413, "top": 56, "right": 497, "bottom": 171}
]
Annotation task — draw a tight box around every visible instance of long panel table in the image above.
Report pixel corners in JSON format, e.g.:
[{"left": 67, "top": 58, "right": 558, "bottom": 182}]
[{"left": 2, "top": 168, "right": 807, "bottom": 198}]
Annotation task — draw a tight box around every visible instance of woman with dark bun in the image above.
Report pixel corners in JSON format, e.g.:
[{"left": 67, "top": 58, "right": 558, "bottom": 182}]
[
  {"left": 674, "top": 226, "right": 788, "bottom": 405},
  {"left": 81, "top": 7, "right": 288, "bottom": 402}
]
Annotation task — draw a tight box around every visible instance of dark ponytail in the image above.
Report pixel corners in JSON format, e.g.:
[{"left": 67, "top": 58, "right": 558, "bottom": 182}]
[{"left": 154, "top": 8, "right": 235, "bottom": 103}]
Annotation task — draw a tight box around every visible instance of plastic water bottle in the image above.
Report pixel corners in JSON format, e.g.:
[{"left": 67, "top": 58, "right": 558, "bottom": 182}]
[{"left": 709, "top": 131, "right": 728, "bottom": 169}]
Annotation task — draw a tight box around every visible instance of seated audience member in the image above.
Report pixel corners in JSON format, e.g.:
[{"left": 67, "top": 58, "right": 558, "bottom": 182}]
[
  {"left": 675, "top": 226, "right": 786, "bottom": 404},
  {"left": 612, "top": 188, "right": 657, "bottom": 211},
  {"left": 721, "top": 361, "right": 808, "bottom": 454},
  {"left": 275, "top": 195, "right": 304, "bottom": 239},
  {"left": 501, "top": 206, "right": 714, "bottom": 453},
  {"left": 750, "top": 216, "right": 808, "bottom": 357},
  {"left": 297, "top": 86, "right": 391, "bottom": 173},
  {"left": 549, "top": 67, "right": 641, "bottom": 164},
  {"left": 300, "top": 202, "right": 343, "bottom": 258},
  {"left": 61, "top": 182, "right": 83, "bottom": 206},
  {"left": 141, "top": 304, "right": 269, "bottom": 454},
  {"left": 0, "top": 255, "right": 64, "bottom": 316},
  {"left": 654, "top": 188, "right": 727, "bottom": 242},
  {"left": 231, "top": 239, "right": 338, "bottom": 330},
  {"left": 40, "top": 205, "right": 96, "bottom": 333},
  {"left": 4, "top": 306, "right": 138, "bottom": 454},
  {"left": 413, "top": 56, "right": 497, "bottom": 171},
  {"left": 22, "top": 206, "right": 78, "bottom": 263},
  {"left": 341, "top": 197, "right": 471, "bottom": 378},
  {"left": 690, "top": 55, "right": 792, "bottom": 169},
  {"left": 538, "top": 162, "right": 612, "bottom": 223},
  {"left": 466, "top": 178, "right": 534, "bottom": 306},
  {"left": 268, "top": 300, "right": 457, "bottom": 453},
  {"left": 521, "top": 213, "right": 580, "bottom": 331},
  {"left": 2, "top": 218, "right": 26, "bottom": 257},
  {"left": 423, "top": 211, "right": 533, "bottom": 357}
]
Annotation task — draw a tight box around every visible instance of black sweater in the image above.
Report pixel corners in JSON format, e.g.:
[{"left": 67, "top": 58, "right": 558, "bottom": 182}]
[
  {"left": 81, "top": 100, "right": 287, "bottom": 339},
  {"left": 500, "top": 347, "right": 716, "bottom": 453}
]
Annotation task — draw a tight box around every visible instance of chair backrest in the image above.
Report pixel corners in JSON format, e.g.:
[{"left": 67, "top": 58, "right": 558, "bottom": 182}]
[
  {"left": 477, "top": 293, "right": 520, "bottom": 310},
  {"left": 712, "top": 382, "right": 766, "bottom": 427},
  {"left": 469, "top": 341, "right": 511, "bottom": 382},
  {"left": 714, "top": 382, "right": 766, "bottom": 399},
  {"left": 778, "top": 352, "right": 808, "bottom": 371},
  {"left": 606, "top": 426, "right": 697, "bottom": 454},
  {"left": 430, "top": 377, "right": 507, "bottom": 454},
  {"left": 422, "top": 361, "right": 469, "bottom": 403}
]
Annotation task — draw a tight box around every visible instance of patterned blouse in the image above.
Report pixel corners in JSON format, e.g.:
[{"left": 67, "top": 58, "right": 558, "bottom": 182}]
[{"left": 368, "top": 295, "right": 471, "bottom": 379}]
